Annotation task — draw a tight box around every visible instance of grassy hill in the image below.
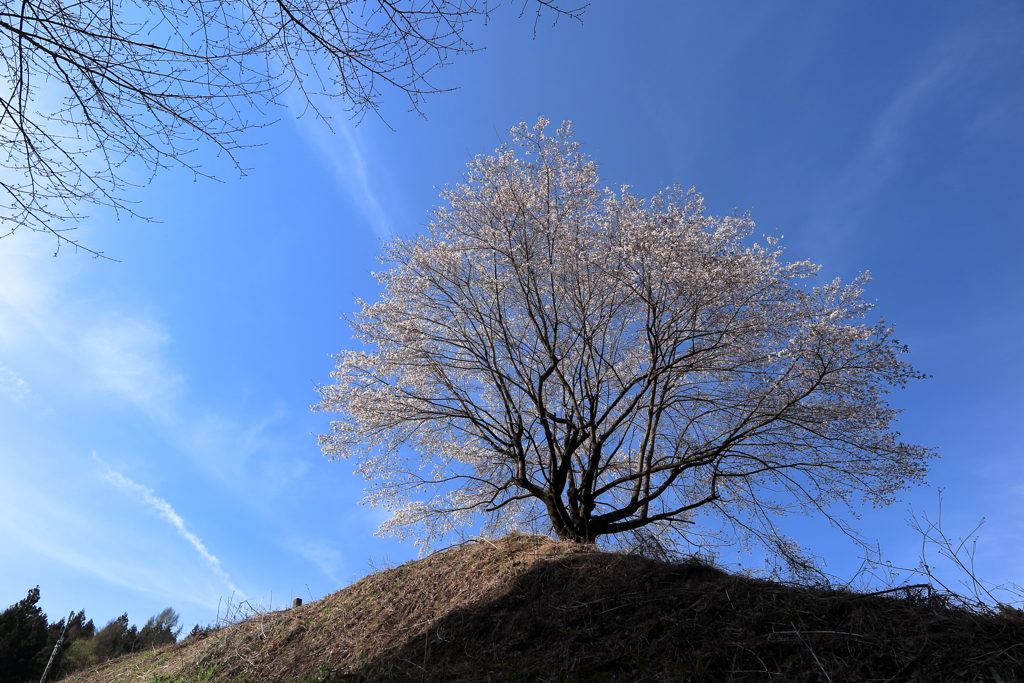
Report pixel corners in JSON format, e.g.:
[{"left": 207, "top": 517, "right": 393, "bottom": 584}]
[{"left": 60, "top": 534, "right": 1024, "bottom": 682}]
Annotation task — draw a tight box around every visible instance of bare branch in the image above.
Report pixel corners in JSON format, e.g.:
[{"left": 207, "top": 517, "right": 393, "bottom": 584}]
[{"left": 0, "top": 0, "right": 585, "bottom": 255}]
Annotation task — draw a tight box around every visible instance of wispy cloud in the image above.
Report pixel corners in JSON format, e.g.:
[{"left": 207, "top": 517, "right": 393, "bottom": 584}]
[
  {"left": 858, "top": 60, "right": 949, "bottom": 177},
  {"left": 79, "top": 314, "right": 185, "bottom": 418},
  {"left": 284, "top": 536, "right": 345, "bottom": 584},
  {"left": 809, "top": 58, "right": 952, "bottom": 253},
  {"left": 0, "top": 242, "right": 184, "bottom": 417},
  {"left": 95, "top": 454, "right": 241, "bottom": 596},
  {"left": 0, "top": 242, "right": 285, "bottom": 492},
  {"left": 288, "top": 99, "right": 393, "bottom": 239},
  {"left": 0, "top": 363, "right": 29, "bottom": 402}
]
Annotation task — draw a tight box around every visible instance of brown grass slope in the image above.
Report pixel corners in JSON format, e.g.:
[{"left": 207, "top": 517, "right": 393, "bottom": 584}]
[{"left": 61, "top": 534, "right": 1024, "bottom": 682}]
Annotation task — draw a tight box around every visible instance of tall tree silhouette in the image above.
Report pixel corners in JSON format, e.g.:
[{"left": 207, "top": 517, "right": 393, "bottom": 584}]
[{"left": 0, "top": 587, "right": 49, "bottom": 683}]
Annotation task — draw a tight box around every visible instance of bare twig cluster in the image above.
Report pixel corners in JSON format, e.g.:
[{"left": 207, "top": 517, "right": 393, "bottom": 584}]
[
  {"left": 844, "top": 494, "right": 1024, "bottom": 617},
  {"left": 0, "top": 0, "right": 585, "bottom": 256}
]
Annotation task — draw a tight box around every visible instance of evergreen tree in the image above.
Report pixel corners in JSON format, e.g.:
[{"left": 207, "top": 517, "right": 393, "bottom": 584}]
[
  {"left": 0, "top": 587, "right": 49, "bottom": 683},
  {"left": 0, "top": 588, "right": 182, "bottom": 679}
]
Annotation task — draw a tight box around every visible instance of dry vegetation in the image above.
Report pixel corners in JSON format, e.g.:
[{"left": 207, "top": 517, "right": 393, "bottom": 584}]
[{"left": 60, "top": 534, "right": 1024, "bottom": 682}]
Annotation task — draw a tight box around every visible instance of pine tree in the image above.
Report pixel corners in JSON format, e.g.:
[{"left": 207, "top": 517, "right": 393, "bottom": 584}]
[{"left": 0, "top": 587, "right": 49, "bottom": 683}]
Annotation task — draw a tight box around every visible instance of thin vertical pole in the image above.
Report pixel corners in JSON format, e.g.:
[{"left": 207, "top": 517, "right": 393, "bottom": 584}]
[{"left": 39, "top": 611, "right": 74, "bottom": 683}]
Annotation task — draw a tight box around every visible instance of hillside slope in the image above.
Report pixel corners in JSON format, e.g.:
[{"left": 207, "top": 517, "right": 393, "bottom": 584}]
[{"left": 61, "top": 534, "right": 1023, "bottom": 682}]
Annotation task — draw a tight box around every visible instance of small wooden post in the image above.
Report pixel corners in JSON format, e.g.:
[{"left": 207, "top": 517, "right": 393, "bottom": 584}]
[{"left": 292, "top": 598, "right": 302, "bottom": 608}]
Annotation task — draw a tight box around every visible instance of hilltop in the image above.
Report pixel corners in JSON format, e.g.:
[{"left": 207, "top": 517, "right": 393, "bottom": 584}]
[{"left": 61, "top": 534, "right": 1023, "bottom": 682}]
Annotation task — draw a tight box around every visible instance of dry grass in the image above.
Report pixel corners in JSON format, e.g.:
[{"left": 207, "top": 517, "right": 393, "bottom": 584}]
[{"left": 60, "top": 534, "right": 1024, "bottom": 682}]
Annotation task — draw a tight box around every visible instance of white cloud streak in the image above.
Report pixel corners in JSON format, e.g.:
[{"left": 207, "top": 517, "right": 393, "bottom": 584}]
[
  {"left": 804, "top": 19, "right": 1019, "bottom": 265},
  {"left": 0, "top": 241, "right": 184, "bottom": 418},
  {"left": 810, "top": 59, "right": 951, "bottom": 248},
  {"left": 0, "top": 242, "right": 283, "bottom": 493},
  {"left": 289, "top": 99, "right": 393, "bottom": 239},
  {"left": 94, "top": 454, "right": 241, "bottom": 596},
  {"left": 0, "top": 363, "right": 29, "bottom": 402},
  {"left": 79, "top": 314, "right": 185, "bottom": 418},
  {"left": 284, "top": 536, "right": 344, "bottom": 584}
]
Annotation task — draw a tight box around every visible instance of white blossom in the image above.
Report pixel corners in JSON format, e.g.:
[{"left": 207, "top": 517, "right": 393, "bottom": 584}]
[{"left": 315, "top": 119, "right": 934, "bottom": 561}]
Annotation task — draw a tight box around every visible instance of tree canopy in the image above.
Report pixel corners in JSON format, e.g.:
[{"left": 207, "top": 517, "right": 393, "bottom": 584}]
[
  {"left": 0, "top": 587, "right": 48, "bottom": 683},
  {"left": 0, "top": 587, "right": 177, "bottom": 681},
  {"left": 315, "top": 119, "right": 935, "bottom": 566}
]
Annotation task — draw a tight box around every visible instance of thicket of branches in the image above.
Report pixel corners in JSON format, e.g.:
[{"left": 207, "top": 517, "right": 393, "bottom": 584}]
[
  {"left": 0, "top": 0, "right": 584, "bottom": 256},
  {"left": 316, "top": 119, "right": 935, "bottom": 569}
]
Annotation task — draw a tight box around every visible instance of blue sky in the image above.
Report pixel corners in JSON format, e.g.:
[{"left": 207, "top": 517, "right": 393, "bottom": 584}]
[{"left": 2, "top": 0, "right": 1022, "bottom": 632}]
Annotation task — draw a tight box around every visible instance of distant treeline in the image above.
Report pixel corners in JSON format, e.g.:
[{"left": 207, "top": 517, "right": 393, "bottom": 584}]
[{"left": 0, "top": 587, "right": 184, "bottom": 683}]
